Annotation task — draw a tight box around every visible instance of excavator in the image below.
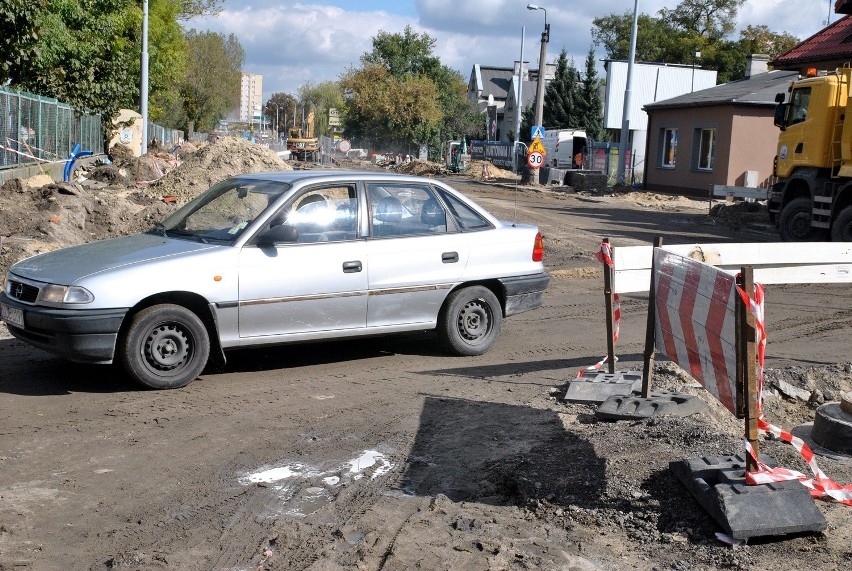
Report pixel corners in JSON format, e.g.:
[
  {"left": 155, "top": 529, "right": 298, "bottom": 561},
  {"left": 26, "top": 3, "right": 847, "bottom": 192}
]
[{"left": 287, "top": 109, "right": 319, "bottom": 162}]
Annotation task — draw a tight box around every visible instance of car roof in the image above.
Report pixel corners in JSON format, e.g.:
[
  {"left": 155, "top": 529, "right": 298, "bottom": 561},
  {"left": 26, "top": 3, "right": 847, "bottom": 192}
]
[{"left": 235, "top": 170, "right": 443, "bottom": 186}]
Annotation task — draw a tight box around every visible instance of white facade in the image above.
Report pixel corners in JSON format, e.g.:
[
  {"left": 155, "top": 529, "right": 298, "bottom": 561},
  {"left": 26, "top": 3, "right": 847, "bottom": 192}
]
[
  {"left": 240, "top": 72, "right": 263, "bottom": 124},
  {"left": 604, "top": 61, "right": 717, "bottom": 174}
]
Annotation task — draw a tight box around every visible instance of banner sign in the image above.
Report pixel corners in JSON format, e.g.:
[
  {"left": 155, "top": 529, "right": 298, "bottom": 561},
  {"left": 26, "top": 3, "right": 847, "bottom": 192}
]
[{"left": 469, "top": 140, "right": 514, "bottom": 169}]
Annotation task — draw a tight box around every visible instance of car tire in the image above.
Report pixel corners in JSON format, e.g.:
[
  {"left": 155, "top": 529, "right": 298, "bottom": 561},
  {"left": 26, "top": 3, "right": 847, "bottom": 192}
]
[
  {"left": 830, "top": 205, "right": 852, "bottom": 241},
  {"left": 438, "top": 286, "right": 503, "bottom": 356},
  {"left": 779, "top": 197, "right": 827, "bottom": 241},
  {"left": 119, "top": 304, "right": 210, "bottom": 389}
]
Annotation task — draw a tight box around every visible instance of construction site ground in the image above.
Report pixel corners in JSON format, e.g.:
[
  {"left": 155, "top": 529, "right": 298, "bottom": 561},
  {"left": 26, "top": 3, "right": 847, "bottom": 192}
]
[{"left": 0, "top": 140, "right": 850, "bottom": 570}]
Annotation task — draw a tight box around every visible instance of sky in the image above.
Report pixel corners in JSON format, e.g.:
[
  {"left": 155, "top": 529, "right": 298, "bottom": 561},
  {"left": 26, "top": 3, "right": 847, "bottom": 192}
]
[{"left": 185, "top": 0, "right": 838, "bottom": 101}]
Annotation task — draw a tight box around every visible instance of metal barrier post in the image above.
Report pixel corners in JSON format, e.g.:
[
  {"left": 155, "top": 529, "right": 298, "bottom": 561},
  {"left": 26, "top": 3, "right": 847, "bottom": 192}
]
[
  {"left": 602, "top": 237, "right": 616, "bottom": 374},
  {"left": 641, "top": 235, "right": 664, "bottom": 397}
]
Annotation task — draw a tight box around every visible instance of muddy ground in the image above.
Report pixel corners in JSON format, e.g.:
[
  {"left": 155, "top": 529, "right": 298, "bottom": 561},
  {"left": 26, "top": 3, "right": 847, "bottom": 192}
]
[{"left": 0, "top": 149, "right": 851, "bottom": 570}]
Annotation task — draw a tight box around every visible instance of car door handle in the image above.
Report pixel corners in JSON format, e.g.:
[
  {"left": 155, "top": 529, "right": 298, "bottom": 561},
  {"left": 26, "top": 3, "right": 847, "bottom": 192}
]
[
  {"left": 342, "top": 260, "right": 362, "bottom": 273},
  {"left": 442, "top": 251, "right": 459, "bottom": 263}
]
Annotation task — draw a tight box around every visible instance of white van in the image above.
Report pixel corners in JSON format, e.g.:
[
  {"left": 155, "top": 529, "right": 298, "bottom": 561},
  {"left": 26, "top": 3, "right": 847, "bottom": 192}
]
[{"left": 541, "top": 129, "right": 587, "bottom": 170}]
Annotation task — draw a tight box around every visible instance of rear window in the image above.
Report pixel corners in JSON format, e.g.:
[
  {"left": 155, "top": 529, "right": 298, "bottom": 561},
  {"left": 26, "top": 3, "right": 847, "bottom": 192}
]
[{"left": 437, "top": 189, "right": 492, "bottom": 231}]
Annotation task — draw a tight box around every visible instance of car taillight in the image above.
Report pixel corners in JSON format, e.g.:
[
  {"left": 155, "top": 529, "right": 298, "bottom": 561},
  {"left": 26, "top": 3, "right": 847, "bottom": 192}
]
[{"left": 532, "top": 232, "right": 544, "bottom": 262}]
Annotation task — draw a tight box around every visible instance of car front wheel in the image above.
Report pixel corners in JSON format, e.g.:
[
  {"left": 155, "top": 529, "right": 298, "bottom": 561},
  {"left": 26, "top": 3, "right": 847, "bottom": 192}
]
[
  {"left": 438, "top": 286, "right": 503, "bottom": 356},
  {"left": 119, "top": 304, "right": 210, "bottom": 389}
]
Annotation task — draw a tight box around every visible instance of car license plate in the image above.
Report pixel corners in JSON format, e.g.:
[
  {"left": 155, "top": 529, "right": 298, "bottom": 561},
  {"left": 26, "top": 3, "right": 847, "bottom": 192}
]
[{"left": 0, "top": 303, "right": 24, "bottom": 329}]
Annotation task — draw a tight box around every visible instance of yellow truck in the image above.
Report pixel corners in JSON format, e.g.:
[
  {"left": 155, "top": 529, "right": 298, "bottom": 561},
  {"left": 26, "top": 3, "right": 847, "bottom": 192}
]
[{"left": 770, "top": 66, "right": 852, "bottom": 241}]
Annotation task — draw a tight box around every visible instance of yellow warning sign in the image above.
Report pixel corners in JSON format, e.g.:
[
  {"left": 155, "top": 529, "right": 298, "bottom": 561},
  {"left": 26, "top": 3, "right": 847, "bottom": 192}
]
[{"left": 528, "top": 137, "right": 546, "bottom": 155}]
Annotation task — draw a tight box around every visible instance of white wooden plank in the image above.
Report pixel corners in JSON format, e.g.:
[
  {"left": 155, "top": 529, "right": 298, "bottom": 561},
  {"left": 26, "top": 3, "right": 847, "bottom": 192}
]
[
  {"left": 712, "top": 185, "right": 768, "bottom": 200},
  {"left": 611, "top": 242, "right": 852, "bottom": 293}
]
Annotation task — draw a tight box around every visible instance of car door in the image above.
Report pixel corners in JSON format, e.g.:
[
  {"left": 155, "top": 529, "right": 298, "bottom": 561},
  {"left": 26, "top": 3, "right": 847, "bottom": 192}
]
[
  {"left": 364, "top": 182, "right": 471, "bottom": 328},
  {"left": 237, "top": 183, "right": 368, "bottom": 338}
]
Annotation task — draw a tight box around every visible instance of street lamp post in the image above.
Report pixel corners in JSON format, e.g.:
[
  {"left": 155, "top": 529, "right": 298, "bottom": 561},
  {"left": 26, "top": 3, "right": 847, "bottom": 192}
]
[
  {"left": 270, "top": 102, "right": 280, "bottom": 140},
  {"left": 691, "top": 50, "right": 701, "bottom": 92},
  {"left": 527, "top": 3, "right": 549, "bottom": 185},
  {"left": 617, "top": 0, "right": 638, "bottom": 186}
]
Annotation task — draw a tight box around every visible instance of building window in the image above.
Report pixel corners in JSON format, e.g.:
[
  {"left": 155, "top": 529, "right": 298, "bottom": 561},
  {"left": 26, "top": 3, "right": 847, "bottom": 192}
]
[
  {"left": 697, "top": 128, "right": 716, "bottom": 171},
  {"left": 661, "top": 128, "right": 677, "bottom": 167}
]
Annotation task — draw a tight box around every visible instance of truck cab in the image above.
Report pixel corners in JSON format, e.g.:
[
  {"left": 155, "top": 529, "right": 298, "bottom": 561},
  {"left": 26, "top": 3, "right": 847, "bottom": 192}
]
[{"left": 771, "top": 67, "right": 852, "bottom": 241}]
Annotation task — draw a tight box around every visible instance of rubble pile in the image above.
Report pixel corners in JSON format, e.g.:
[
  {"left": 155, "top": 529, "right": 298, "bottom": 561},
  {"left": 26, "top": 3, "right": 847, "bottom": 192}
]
[{"left": 148, "top": 137, "right": 292, "bottom": 203}]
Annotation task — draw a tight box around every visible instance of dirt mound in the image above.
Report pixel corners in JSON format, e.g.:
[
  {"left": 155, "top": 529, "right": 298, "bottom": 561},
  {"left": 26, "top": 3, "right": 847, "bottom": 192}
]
[
  {"left": 0, "top": 178, "right": 174, "bottom": 280},
  {"left": 146, "top": 137, "right": 291, "bottom": 203},
  {"left": 463, "top": 160, "right": 519, "bottom": 181},
  {"left": 709, "top": 199, "right": 768, "bottom": 229},
  {"left": 393, "top": 159, "right": 446, "bottom": 177},
  {"left": 618, "top": 190, "right": 707, "bottom": 210}
]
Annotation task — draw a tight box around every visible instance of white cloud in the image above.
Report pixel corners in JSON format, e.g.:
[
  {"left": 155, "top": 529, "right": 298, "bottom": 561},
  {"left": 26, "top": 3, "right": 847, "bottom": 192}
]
[{"left": 185, "top": 0, "right": 831, "bottom": 100}]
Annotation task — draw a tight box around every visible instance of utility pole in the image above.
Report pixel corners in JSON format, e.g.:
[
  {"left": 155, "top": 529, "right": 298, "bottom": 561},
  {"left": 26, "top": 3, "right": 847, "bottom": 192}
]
[
  {"left": 617, "top": 0, "right": 639, "bottom": 186},
  {"left": 140, "top": 0, "right": 149, "bottom": 155},
  {"left": 527, "top": 4, "right": 549, "bottom": 185}
]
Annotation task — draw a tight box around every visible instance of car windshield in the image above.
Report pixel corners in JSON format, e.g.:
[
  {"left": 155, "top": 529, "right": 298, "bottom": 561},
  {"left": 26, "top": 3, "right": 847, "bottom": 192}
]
[{"left": 153, "top": 179, "right": 291, "bottom": 244}]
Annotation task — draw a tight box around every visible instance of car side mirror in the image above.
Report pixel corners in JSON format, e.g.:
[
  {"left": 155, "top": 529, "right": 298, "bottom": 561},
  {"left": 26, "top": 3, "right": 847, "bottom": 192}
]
[{"left": 257, "top": 223, "right": 298, "bottom": 246}]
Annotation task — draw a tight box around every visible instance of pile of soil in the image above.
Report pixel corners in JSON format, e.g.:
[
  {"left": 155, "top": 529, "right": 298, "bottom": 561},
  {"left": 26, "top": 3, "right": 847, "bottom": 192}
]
[
  {"left": 392, "top": 159, "right": 447, "bottom": 177},
  {"left": 0, "top": 137, "right": 293, "bottom": 279},
  {"left": 147, "top": 137, "right": 291, "bottom": 203}
]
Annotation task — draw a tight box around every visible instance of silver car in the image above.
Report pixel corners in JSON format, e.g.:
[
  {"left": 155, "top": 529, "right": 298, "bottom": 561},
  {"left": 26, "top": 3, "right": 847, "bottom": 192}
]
[{"left": 1, "top": 171, "right": 549, "bottom": 389}]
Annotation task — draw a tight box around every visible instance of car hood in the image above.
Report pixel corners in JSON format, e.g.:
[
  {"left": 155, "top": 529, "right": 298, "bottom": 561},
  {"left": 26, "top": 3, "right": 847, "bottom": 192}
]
[{"left": 10, "top": 233, "right": 219, "bottom": 285}]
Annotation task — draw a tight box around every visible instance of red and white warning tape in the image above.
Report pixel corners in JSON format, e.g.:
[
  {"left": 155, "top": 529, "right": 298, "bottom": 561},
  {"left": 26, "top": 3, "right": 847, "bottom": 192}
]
[
  {"left": 577, "top": 242, "right": 622, "bottom": 377},
  {"left": 737, "top": 282, "right": 852, "bottom": 506}
]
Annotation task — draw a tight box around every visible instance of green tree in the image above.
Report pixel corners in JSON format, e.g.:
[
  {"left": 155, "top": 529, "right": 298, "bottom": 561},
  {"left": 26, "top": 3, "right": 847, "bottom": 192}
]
[
  {"left": 298, "top": 81, "right": 345, "bottom": 137},
  {"left": 579, "top": 47, "right": 606, "bottom": 142},
  {"left": 361, "top": 25, "right": 441, "bottom": 79},
  {"left": 178, "top": 30, "right": 244, "bottom": 134},
  {"left": 543, "top": 49, "right": 581, "bottom": 129},
  {"left": 341, "top": 64, "right": 442, "bottom": 149},
  {"left": 146, "top": 0, "right": 188, "bottom": 123},
  {"left": 592, "top": 0, "right": 799, "bottom": 84},
  {"left": 343, "top": 26, "right": 475, "bottom": 153},
  {"left": 591, "top": 12, "right": 678, "bottom": 62},
  {"left": 0, "top": 0, "right": 45, "bottom": 85}
]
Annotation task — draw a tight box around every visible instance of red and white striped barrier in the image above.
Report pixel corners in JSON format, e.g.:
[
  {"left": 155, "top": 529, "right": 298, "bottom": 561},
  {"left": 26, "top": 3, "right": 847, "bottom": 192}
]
[
  {"left": 735, "top": 283, "right": 852, "bottom": 506},
  {"left": 653, "top": 248, "right": 738, "bottom": 415}
]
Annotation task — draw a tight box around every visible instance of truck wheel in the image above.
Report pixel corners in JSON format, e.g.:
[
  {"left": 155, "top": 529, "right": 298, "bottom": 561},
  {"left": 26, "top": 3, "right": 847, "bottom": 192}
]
[
  {"left": 831, "top": 206, "right": 852, "bottom": 241},
  {"left": 779, "top": 197, "right": 826, "bottom": 241},
  {"left": 119, "top": 304, "right": 210, "bottom": 389},
  {"left": 438, "top": 286, "right": 503, "bottom": 356}
]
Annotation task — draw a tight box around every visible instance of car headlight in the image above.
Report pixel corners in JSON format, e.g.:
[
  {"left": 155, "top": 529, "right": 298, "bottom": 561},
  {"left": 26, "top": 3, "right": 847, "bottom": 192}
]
[{"left": 39, "top": 284, "right": 95, "bottom": 305}]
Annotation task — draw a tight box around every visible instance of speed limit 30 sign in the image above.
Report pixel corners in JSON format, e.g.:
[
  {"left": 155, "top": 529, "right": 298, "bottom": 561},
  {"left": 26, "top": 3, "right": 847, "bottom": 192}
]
[{"left": 527, "top": 151, "right": 544, "bottom": 169}]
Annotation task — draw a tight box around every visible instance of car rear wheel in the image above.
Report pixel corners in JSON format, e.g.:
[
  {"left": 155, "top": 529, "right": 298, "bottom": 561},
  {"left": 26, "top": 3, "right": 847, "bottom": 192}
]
[
  {"left": 438, "top": 286, "right": 503, "bottom": 356},
  {"left": 119, "top": 304, "right": 210, "bottom": 389}
]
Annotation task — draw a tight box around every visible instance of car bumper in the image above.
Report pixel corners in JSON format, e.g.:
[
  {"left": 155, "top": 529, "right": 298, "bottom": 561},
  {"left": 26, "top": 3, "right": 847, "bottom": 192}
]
[
  {"left": 0, "top": 292, "right": 128, "bottom": 363},
  {"left": 499, "top": 272, "right": 550, "bottom": 316}
]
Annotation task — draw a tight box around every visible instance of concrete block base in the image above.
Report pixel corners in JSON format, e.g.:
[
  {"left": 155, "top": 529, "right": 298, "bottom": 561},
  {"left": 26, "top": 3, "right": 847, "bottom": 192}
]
[
  {"left": 670, "top": 454, "right": 827, "bottom": 540},
  {"left": 564, "top": 370, "right": 642, "bottom": 404},
  {"left": 596, "top": 391, "right": 707, "bottom": 420}
]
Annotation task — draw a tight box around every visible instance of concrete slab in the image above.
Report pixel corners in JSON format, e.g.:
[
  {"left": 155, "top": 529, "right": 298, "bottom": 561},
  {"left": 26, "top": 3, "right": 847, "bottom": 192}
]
[
  {"left": 670, "top": 455, "right": 827, "bottom": 540},
  {"left": 564, "top": 370, "right": 642, "bottom": 404},
  {"left": 595, "top": 391, "right": 707, "bottom": 420}
]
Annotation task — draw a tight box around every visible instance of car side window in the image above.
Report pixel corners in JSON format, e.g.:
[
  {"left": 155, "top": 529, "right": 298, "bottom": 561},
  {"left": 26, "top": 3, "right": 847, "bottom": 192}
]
[
  {"left": 367, "top": 183, "right": 448, "bottom": 238},
  {"left": 269, "top": 185, "right": 358, "bottom": 243},
  {"left": 436, "top": 188, "right": 493, "bottom": 231}
]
